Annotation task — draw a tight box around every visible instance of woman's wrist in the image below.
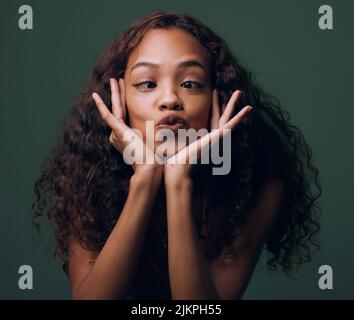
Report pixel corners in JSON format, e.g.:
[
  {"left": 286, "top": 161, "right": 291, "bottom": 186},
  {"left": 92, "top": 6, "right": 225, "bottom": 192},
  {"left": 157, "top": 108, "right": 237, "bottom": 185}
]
[
  {"left": 130, "top": 166, "right": 163, "bottom": 190},
  {"left": 165, "top": 174, "right": 193, "bottom": 192}
]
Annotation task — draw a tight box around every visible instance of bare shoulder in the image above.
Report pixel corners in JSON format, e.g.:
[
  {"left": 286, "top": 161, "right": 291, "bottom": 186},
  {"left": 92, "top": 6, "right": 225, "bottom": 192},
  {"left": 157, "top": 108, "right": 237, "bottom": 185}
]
[
  {"left": 207, "top": 178, "right": 284, "bottom": 299},
  {"left": 204, "top": 178, "right": 284, "bottom": 253},
  {"left": 253, "top": 178, "right": 284, "bottom": 222},
  {"left": 67, "top": 235, "right": 98, "bottom": 294},
  {"left": 209, "top": 179, "right": 284, "bottom": 300},
  {"left": 233, "top": 178, "right": 284, "bottom": 251}
]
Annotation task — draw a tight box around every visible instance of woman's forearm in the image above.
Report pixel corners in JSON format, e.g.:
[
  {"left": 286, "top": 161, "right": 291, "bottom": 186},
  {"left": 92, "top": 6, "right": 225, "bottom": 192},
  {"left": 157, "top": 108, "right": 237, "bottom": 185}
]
[
  {"left": 165, "top": 178, "right": 220, "bottom": 300},
  {"left": 72, "top": 173, "right": 161, "bottom": 300}
]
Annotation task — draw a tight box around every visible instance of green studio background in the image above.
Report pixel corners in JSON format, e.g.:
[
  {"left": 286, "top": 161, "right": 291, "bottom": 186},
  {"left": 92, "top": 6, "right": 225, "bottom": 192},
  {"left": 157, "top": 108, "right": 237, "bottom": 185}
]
[{"left": 0, "top": 0, "right": 353, "bottom": 299}]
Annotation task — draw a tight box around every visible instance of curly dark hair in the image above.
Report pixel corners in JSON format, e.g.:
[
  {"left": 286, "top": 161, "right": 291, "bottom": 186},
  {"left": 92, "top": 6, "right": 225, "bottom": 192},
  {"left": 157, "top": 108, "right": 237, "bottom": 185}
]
[{"left": 32, "top": 11, "right": 321, "bottom": 276}]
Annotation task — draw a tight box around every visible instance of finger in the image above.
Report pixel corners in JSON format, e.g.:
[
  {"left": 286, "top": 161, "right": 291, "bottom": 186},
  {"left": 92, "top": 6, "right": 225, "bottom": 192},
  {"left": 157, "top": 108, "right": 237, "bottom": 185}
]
[
  {"left": 110, "top": 78, "right": 123, "bottom": 119},
  {"left": 210, "top": 89, "right": 220, "bottom": 129},
  {"left": 119, "top": 78, "right": 127, "bottom": 121},
  {"left": 168, "top": 129, "right": 214, "bottom": 165},
  {"left": 92, "top": 92, "right": 121, "bottom": 130},
  {"left": 220, "top": 90, "right": 242, "bottom": 127},
  {"left": 223, "top": 105, "right": 253, "bottom": 130}
]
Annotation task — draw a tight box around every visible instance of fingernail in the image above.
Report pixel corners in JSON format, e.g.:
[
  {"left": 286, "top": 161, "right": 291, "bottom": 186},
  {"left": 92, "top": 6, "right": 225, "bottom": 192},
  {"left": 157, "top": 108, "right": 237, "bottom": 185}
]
[{"left": 247, "top": 106, "right": 253, "bottom": 112}]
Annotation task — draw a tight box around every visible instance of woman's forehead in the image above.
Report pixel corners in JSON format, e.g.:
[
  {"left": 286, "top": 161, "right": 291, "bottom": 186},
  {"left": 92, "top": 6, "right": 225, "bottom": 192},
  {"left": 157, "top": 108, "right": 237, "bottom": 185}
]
[{"left": 126, "top": 28, "right": 210, "bottom": 72}]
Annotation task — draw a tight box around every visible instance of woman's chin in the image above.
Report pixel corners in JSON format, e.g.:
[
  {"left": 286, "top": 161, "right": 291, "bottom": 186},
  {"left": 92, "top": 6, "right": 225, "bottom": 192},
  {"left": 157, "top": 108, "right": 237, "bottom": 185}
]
[{"left": 154, "top": 140, "right": 182, "bottom": 159}]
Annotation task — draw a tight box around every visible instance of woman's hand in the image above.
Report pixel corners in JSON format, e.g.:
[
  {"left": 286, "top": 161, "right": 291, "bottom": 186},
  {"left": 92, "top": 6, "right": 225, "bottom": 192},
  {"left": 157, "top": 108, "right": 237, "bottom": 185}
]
[
  {"left": 92, "top": 78, "right": 163, "bottom": 186},
  {"left": 164, "top": 89, "right": 253, "bottom": 187}
]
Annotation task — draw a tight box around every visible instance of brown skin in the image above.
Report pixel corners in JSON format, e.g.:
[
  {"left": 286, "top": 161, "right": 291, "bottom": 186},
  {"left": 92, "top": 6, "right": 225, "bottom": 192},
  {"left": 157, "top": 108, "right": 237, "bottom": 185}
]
[
  {"left": 125, "top": 28, "right": 213, "bottom": 152},
  {"left": 70, "top": 28, "right": 283, "bottom": 300}
]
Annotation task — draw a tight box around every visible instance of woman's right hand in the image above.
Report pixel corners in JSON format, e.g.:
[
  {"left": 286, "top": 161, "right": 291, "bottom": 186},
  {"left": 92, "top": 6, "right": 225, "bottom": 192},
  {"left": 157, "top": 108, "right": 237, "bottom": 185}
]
[{"left": 92, "top": 78, "right": 163, "bottom": 185}]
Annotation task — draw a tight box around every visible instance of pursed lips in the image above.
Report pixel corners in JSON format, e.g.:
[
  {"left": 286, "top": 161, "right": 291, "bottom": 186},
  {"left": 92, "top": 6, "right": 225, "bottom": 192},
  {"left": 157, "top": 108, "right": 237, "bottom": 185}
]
[{"left": 155, "top": 115, "right": 187, "bottom": 133}]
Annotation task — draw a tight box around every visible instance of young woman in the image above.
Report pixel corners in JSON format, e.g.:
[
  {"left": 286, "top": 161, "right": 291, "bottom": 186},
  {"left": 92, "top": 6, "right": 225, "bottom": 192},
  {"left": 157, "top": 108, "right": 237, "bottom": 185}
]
[{"left": 32, "top": 11, "right": 321, "bottom": 300}]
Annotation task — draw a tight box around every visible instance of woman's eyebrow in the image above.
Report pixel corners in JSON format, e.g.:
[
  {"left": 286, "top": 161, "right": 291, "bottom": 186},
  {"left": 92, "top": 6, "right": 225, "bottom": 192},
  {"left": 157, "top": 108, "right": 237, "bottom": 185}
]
[
  {"left": 178, "top": 60, "right": 207, "bottom": 71},
  {"left": 129, "top": 59, "right": 207, "bottom": 74}
]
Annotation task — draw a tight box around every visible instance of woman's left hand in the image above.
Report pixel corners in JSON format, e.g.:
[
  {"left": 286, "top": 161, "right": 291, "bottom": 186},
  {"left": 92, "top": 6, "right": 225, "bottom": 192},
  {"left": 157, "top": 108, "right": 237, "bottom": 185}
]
[{"left": 164, "top": 89, "right": 253, "bottom": 187}]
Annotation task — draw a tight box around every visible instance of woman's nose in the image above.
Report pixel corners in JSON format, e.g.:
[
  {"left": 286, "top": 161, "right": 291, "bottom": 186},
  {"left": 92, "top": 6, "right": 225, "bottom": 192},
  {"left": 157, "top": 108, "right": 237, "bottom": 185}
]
[{"left": 158, "top": 88, "right": 183, "bottom": 111}]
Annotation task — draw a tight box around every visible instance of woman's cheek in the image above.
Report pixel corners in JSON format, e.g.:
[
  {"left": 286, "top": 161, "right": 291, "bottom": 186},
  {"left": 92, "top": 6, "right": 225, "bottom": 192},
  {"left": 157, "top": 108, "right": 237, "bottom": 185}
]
[
  {"left": 126, "top": 95, "right": 151, "bottom": 121},
  {"left": 188, "top": 101, "right": 211, "bottom": 129}
]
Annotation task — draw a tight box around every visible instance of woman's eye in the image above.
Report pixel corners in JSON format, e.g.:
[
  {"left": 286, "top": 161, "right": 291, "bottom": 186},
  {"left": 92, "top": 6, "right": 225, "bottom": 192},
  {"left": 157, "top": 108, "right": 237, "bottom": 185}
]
[
  {"left": 133, "top": 81, "right": 156, "bottom": 90},
  {"left": 181, "top": 81, "right": 205, "bottom": 89}
]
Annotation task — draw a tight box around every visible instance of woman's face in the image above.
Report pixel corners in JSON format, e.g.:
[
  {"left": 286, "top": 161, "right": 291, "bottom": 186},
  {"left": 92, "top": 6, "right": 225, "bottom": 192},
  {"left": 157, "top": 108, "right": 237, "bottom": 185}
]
[{"left": 124, "top": 28, "right": 213, "bottom": 151}]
